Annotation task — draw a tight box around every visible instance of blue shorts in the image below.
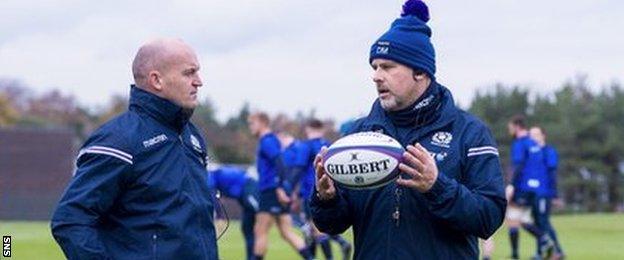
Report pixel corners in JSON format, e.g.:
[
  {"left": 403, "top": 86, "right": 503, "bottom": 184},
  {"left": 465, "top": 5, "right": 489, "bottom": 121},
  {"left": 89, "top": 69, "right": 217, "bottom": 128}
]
[
  {"left": 258, "top": 188, "right": 289, "bottom": 215},
  {"left": 512, "top": 190, "right": 536, "bottom": 207},
  {"left": 238, "top": 180, "right": 259, "bottom": 213}
]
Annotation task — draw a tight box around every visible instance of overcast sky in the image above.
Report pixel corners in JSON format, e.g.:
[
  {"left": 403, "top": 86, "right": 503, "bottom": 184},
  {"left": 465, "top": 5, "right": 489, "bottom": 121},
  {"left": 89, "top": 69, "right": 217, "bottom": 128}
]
[{"left": 1, "top": 0, "right": 622, "bottom": 123}]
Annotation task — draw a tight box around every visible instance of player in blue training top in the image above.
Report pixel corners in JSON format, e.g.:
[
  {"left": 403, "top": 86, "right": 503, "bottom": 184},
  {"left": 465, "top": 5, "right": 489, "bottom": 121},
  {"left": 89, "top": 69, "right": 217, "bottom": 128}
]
[
  {"left": 506, "top": 115, "right": 555, "bottom": 259},
  {"left": 207, "top": 165, "right": 258, "bottom": 260},
  {"left": 310, "top": 1, "right": 506, "bottom": 259},
  {"left": 277, "top": 125, "right": 309, "bottom": 198},
  {"left": 530, "top": 126, "right": 564, "bottom": 259},
  {"left": 247, "top": 112, "right": 311, "bottom": 260},
  {"left": 275, "top": 124, "right": 331, "bottom": 258},
  {"left": 301, "top": 119, "right": 352, "bottom": 260}
]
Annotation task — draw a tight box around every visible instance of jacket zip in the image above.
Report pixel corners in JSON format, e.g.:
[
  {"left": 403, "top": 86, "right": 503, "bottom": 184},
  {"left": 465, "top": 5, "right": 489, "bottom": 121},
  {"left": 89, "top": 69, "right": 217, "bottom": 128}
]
[
  {"left": 152, "top": 233, "right": 158, "bottom": 260},
  {"left": 177, "top": 134, "right": 211, "bottom": 257}
]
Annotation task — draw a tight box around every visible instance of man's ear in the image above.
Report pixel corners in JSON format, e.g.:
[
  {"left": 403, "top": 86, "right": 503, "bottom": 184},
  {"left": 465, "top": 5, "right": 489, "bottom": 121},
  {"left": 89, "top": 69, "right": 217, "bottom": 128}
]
[
  {"left": 148, "top": 71, "right": 163, "bottom": 91},
  {"left": 413, "top": 72, "right": 425, "bottom": 81},
  {"left": 413, "top": 70, "right": 426, "bottom": 81}
]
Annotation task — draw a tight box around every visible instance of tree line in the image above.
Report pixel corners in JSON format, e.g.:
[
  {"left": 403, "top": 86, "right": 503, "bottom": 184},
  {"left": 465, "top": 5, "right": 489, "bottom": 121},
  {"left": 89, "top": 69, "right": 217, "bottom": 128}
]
[{"left": 469, "top": 75, "right": 623, "bottom": 212}]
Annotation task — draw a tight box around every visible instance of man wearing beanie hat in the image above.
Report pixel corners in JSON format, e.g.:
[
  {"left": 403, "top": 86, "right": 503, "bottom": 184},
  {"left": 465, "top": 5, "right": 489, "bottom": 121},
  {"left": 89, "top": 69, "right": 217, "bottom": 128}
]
[{"left": 310, "top": 1, "right": 506, "bottom": 259}]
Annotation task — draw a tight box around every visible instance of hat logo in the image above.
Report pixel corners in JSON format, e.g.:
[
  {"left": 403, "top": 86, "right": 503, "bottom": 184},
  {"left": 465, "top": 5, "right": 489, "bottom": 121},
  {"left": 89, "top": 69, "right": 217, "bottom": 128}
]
[{"left": 375, "top": 41, "right": 390, "bottom": 54}]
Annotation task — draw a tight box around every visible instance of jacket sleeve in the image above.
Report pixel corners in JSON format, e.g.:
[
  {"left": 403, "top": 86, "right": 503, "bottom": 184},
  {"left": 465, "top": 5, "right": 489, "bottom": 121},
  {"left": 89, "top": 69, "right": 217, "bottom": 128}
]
[
  {"left": 545, "top": 146, "right": 559, "bottom": 198},
  {"left": 50, "top": 145, "right": 132, "bottom": 259},
  {"left": 510, "top": 139, "right": 526, "bottom": 185},
  {"left": 291, "top": 143, "right": 312, "bottom": 193},
  {"left": 260, "top": 136, "right": 289, "bottom": 189},
  {"left": 310, "top": 186, "right": 354, "bottom": 235},
  {"left": 423, "top": 123, "right": 506, "bottom": 239},
  {"left": 273, "top": 156, "right": 290, "bottom": 190},
  {"left": 511, "top": 140, "right": 527, "bottom": 168},
  {"left": 289, "top": 166, "right": 306, "bottom": 194}
]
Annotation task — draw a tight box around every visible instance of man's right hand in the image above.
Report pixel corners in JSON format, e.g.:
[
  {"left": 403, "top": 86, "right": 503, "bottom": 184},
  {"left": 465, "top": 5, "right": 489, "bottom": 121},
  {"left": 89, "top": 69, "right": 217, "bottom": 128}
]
[
  {"left": 505, "top": 185, "right": 514, "bottom": 202},
  {"left": 315, "top": 147, "right": 336, "bottom": 201},
  {"left": 290, "top": 194, "right": 301, "bottom": 213},
  {"left": 276, "top": 187, "right": 291, "bottom": 206}
]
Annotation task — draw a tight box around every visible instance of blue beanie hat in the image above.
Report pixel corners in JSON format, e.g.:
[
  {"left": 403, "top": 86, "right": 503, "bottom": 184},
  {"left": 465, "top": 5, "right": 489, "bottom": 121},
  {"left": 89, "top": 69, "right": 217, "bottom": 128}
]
[{"left": 370, "top": 0, "right": 435, "bottom": 78}]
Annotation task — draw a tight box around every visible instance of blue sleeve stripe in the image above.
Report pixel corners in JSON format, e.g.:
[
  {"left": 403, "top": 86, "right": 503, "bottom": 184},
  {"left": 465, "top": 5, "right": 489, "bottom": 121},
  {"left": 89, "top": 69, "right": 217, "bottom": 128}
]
[{"left": 78, "top": 146, "right": 133, "bottom": 164}]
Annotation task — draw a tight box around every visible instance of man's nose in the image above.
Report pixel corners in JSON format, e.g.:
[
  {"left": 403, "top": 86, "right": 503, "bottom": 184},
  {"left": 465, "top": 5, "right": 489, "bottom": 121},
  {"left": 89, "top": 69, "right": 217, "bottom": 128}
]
[
  {"left": 194, "top": 75, "right": 203, "bottom": 88},
  {"left": 372, "top": 69, "right": 383, "bottom": 83}
]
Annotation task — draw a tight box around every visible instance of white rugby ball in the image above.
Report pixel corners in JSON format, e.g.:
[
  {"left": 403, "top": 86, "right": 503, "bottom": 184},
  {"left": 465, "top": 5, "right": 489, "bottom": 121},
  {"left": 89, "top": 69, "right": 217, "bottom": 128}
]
[{"left": 323, "top": 132, "right": 404, "bottom": 189}]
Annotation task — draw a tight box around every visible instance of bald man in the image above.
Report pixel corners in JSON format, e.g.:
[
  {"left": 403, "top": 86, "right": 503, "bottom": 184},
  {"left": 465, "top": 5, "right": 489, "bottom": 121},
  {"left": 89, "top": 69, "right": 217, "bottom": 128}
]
[{"left": 51, "top": 38, "right": 218, "bottom": 259}]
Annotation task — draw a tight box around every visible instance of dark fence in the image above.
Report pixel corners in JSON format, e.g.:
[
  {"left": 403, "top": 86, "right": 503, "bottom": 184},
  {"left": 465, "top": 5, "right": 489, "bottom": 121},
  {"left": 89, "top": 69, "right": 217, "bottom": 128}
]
[{"left": 0, "top": 128, "right": 75, "bottom": 220}]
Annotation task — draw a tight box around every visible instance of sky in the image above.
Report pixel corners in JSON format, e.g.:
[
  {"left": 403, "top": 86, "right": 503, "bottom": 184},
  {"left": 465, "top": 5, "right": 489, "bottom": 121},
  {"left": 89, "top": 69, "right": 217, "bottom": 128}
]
[{"left": 1, "top": 0, "right": 623, "bottom": 123}]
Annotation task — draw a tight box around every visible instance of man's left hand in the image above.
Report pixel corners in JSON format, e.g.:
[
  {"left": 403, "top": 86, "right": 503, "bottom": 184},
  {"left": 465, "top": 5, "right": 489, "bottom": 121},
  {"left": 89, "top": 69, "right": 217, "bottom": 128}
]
[{"left": 396, "top": 143, "right": 438, "bottom": 193}]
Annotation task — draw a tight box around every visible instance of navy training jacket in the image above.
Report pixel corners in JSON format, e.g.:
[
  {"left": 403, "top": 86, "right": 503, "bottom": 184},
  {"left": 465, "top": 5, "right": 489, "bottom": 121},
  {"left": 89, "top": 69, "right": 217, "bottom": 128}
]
[
  {"left": 311, "top": 84, "right": 506, "bottom": 259},
  {"left": 51, "top": 86, "right": 218, "bottom": 259}
]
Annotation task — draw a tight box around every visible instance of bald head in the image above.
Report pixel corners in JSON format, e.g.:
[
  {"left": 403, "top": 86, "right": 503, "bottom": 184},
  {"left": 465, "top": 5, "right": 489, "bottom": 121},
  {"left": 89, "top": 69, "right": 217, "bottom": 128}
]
[
  {"left": 131, "top": 38, "right": 203, "bottom": 109},
  {"left": 132, "top": 38, "right": 192, "bottom": 87}
]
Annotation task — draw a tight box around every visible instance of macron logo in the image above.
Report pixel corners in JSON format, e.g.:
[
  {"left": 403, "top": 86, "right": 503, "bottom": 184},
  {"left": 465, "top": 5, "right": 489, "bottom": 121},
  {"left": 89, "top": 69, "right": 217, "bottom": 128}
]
[
  {"left": 143, "top": 134, "right": 168, "bottom": 148},
  {"left": 414, "top": 95, "right": 434, "bottom": 110}
]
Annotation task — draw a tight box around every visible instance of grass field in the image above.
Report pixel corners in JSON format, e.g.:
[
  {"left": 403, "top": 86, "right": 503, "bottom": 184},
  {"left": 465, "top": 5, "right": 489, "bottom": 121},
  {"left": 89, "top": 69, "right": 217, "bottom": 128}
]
[{"left": 1, "top": 213, "right": 622, "bottom": 259}]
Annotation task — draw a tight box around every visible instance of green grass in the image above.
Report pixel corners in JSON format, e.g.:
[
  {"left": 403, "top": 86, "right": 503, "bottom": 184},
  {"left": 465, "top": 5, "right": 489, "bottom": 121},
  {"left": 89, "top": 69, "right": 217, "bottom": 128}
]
[
  {"left": 0, "top": 221, "right": 64, "bottom": 259},
  {"left": 489, "top": 213, "right": 624, "bottom": 259},
  {"left": 1, "top": 213, "right": 623, "bottom": 259}
]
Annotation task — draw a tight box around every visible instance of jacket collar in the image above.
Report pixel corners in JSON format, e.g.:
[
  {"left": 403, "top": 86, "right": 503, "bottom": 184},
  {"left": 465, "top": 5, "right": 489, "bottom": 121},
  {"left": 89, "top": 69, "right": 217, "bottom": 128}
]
[
  {"left": 361, "top": 82, "right": 457, "bottom": 145},
  {"left": 128, "top": 85, "right": 192, "bottom": 132}
]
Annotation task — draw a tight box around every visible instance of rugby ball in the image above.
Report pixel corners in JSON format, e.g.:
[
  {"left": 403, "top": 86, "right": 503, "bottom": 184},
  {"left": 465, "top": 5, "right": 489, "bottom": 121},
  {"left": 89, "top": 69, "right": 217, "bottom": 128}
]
[{"left": 323, "top": 132, "right": 404, "bottom": 189}]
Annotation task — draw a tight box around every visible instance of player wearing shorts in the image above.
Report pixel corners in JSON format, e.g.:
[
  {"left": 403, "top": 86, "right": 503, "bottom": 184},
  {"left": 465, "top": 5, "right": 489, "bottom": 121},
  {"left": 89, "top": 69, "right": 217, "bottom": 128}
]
[
  {"left": 507, "top": 116, "right": 554, "bottom": 259},
  {"left": 247, "top": 112, "right": 312, "bottom": 260},
  {"left": 276, "top": 126, "right": 334, "bottom": 259},
  {"left": 530, "top": 126, "right": 564, "bottom": 259}
]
